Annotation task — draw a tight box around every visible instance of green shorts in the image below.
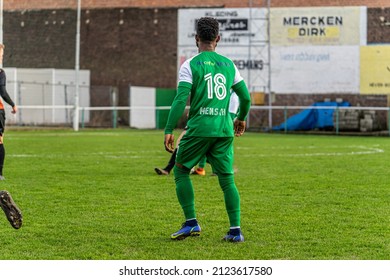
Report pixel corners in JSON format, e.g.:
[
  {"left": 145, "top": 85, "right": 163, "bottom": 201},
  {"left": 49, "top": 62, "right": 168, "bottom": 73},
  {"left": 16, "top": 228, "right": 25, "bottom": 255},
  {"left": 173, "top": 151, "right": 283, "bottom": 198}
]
[{"left": 176, "top": 135, "right": 234, "bottom": 175}]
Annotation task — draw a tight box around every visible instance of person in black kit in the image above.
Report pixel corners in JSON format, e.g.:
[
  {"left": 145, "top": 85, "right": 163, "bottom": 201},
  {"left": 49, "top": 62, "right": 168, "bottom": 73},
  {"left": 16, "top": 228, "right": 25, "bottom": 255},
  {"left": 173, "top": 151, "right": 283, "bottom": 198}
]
[
  {"left": 155, "top": 129, "right": 186, "bottom": 175},
  {"left": 0, "top": 44, "right": 18, "bottom": 180},
  {"left": 0, "top": 44, "right": 22, "bottom": 229}
]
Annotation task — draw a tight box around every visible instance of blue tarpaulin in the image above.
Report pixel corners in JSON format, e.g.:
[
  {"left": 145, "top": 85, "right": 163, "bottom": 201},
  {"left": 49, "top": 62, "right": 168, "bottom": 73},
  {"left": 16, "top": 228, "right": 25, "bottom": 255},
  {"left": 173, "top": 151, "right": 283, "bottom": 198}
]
[{"left": 272, "top": 101, "right": 350, "bottom": 131}]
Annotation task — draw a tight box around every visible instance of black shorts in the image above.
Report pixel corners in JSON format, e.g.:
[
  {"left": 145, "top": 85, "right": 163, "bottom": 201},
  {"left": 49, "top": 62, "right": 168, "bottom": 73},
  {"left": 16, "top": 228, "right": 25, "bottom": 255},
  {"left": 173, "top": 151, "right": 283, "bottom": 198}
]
[{"left": 0, "top": 110, "right": 5, "bottom": 135}]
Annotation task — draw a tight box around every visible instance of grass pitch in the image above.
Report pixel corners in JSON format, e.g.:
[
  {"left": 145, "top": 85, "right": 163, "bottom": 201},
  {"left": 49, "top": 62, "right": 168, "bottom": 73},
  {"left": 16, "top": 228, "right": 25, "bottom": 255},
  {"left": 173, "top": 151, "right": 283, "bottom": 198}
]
[{"left": 0, "top": 129, "right": 388, "bottom": 260}]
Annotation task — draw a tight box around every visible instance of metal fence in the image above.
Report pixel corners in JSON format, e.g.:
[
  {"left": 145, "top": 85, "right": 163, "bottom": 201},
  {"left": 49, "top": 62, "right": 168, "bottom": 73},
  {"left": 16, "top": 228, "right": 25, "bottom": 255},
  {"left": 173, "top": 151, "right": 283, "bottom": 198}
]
[
  {"left": 248, "top": 105, "right": 390, "bottom": 135},
  {"left": 7, "top": 104, "right": 390, "bottom": 137}
]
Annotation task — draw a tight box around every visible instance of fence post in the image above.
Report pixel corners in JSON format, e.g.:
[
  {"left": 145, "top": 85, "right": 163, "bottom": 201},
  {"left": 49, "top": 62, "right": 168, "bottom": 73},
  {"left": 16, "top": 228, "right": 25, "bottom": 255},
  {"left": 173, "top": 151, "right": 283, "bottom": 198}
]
[
  {"left": 388, "top": 107, "right": 390, "bottom": 137},
  {"left": 335, "top": 107, "right": 339, "bottom": 135},
  {"left": 156, "top": 108, "right": 160, "bottom": 129},
  {"left": 284, "top": 106, "right": 287, "bottom": 133},
  {"left": 112, "top": 108, "right": 117, "bottom": 129},
  {"left": 81, "top": 108, "right": 85, "bottom": 129},
  {"left": 17, "top": 81, "right": 22, "bottom": 123}
]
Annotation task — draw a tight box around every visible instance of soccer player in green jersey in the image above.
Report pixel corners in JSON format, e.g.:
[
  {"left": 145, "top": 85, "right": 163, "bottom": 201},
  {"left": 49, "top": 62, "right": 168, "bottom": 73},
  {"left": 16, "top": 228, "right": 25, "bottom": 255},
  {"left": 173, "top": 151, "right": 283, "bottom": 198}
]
[{"left": 164, "top": 17, "right": 251, "bottom": 242}]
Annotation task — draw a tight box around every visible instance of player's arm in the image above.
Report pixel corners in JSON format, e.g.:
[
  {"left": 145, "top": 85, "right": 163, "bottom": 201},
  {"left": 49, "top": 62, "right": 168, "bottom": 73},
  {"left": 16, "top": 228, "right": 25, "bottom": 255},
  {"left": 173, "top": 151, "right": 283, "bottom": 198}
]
[
  {"left": 164, "top": 81, "right": 191, "bottom": 152},
  {"left": 0, "top": 71, "right": 17, "bottom": 114},
  {"left": 232, "top": 80, "right": 251, "bottom": 136},
  {"left": 232, "top": 80, "right": 250, "bottom": 121}
]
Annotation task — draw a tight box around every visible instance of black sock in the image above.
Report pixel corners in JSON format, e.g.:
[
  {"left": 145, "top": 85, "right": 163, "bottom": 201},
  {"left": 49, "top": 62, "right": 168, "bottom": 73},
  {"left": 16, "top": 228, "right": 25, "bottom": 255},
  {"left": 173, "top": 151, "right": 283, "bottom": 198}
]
[
  {"left": 230, "top": 228, "right": 241, "bottom": 235},
  {"left": 164, "top": 148, "right": 177, "bottom": 172},
  {"left": 185, "top": 219, "right": 198, "bottom": 227},
  {"left": 0, "top": 144, "right": 4, "bottom": 176}
]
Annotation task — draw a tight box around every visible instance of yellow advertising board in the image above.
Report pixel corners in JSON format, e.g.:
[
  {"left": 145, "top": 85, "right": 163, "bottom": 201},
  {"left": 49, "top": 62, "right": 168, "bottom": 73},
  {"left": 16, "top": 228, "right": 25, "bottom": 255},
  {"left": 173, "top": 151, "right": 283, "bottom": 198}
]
[
  {"left": 360, "top": 46, "right": 390, "bottom": 94},
  {"left": 271, "top": 7, "right": 365, "bottom": 46}
]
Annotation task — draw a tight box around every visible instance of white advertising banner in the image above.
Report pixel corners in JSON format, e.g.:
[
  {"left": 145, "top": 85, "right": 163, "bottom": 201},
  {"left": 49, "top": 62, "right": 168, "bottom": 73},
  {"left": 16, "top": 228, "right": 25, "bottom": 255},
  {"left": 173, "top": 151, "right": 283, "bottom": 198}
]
[
  {"left": 271, "top": 6, "right": 367, "bottom": 46},
  {"left": 178, "top": 7, "right": 366, "bottom": 95},
  {"left": 269, "top": 6, "right": 366, "bottom": 94},
  {"left": 271, "top": 46, "right": 360, "bottom": 94},
  {"left": 360, "top": 45, "right": 390, "bottom": 94},
  {"left": 178, "top": 8, "right": 269, "bottom": 92}
]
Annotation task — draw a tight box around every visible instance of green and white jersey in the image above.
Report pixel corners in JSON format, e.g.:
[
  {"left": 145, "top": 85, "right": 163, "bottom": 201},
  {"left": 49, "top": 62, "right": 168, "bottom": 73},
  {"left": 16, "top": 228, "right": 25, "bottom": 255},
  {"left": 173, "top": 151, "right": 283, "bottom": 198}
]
[{"left": 167, "top": 51, "right": 248, "bottom": 137}]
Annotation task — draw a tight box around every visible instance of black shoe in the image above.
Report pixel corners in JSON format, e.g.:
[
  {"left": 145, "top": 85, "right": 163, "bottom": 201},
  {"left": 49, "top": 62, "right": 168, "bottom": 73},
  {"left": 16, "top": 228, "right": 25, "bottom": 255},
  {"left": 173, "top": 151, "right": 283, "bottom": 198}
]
[
  {"left": 0, "top": 191, "right": 23, "bottom": 229},
  {"left": 154, "top": 167, "right": 169, "bottom": 175}
]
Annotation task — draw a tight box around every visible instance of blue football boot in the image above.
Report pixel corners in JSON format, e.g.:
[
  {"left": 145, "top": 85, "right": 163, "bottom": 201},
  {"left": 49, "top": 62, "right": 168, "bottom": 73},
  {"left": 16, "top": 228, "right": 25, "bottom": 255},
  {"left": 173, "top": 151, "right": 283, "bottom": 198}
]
[
  {"left": 171, "top": 223, "right": 201, "bottom": 240},
  {"left": 223, "top": 229, "right": 244, "bottom": 243}
]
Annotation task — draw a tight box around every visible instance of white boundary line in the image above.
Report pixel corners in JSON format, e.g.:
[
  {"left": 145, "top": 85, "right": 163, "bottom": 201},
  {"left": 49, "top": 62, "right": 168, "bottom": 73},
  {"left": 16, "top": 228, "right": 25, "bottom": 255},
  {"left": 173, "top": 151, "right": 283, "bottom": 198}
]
[
  {"left": 238, "top": 145, "right": 384, "bottom": 157},
  {"left": 9, "top": 145, "right": 384, "bottom": 159}
]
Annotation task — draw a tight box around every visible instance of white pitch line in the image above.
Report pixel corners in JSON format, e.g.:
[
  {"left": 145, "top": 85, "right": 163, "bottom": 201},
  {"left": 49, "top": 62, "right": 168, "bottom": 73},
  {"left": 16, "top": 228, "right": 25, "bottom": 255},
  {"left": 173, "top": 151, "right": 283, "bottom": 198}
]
[
  {"left": 8, "top": 131, "right": 164, "bottom": 139},
  {"left": 9, "top": 151, "right": 167, "bottom": 159},
  {"left": 238, "top": 145, "right": 384, "bottom": 157},
  {"left": 8, "top": 146, "right": 385, "bottom": 159}
]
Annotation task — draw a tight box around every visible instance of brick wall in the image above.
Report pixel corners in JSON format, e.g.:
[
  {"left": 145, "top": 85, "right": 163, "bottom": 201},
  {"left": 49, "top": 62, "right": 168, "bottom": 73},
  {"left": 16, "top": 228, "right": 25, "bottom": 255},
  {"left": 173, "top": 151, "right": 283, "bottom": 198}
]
[
  {"left": 368, "top": 8, "right": 390, "bottom": 43},
  {"left": 271, "top": 0, "right": 390, "bottom": 8},
  {"left": 79, "top": 8, "right": 177, "bottom": 88},
  {"left": 4, "top": 1, "right": 261, "bottom": 10},
  {"left": 4, "top": 9, "right": 76, "bottom": 68},
  {"left": 4, "top": 8, "right": 178, "bottom": 126},
  {"left": 5, "top": 8, "right": 177, "bottom": 87},
  {"left": 4, "top": 0, "right": 390, "bottom": 10}
]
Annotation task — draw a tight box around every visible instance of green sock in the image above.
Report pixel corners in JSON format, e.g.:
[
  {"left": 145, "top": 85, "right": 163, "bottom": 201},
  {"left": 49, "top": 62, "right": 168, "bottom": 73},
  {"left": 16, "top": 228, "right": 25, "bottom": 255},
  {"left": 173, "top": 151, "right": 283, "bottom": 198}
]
[
  {"left": 174, "top": 165, "right": 196, "bottom": 220},
  {"left": 218, "top": 174, "right": 241, "bottom": 227},
  {"left": 198, "top": 155, "right": 207, "bottom": 169}
]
